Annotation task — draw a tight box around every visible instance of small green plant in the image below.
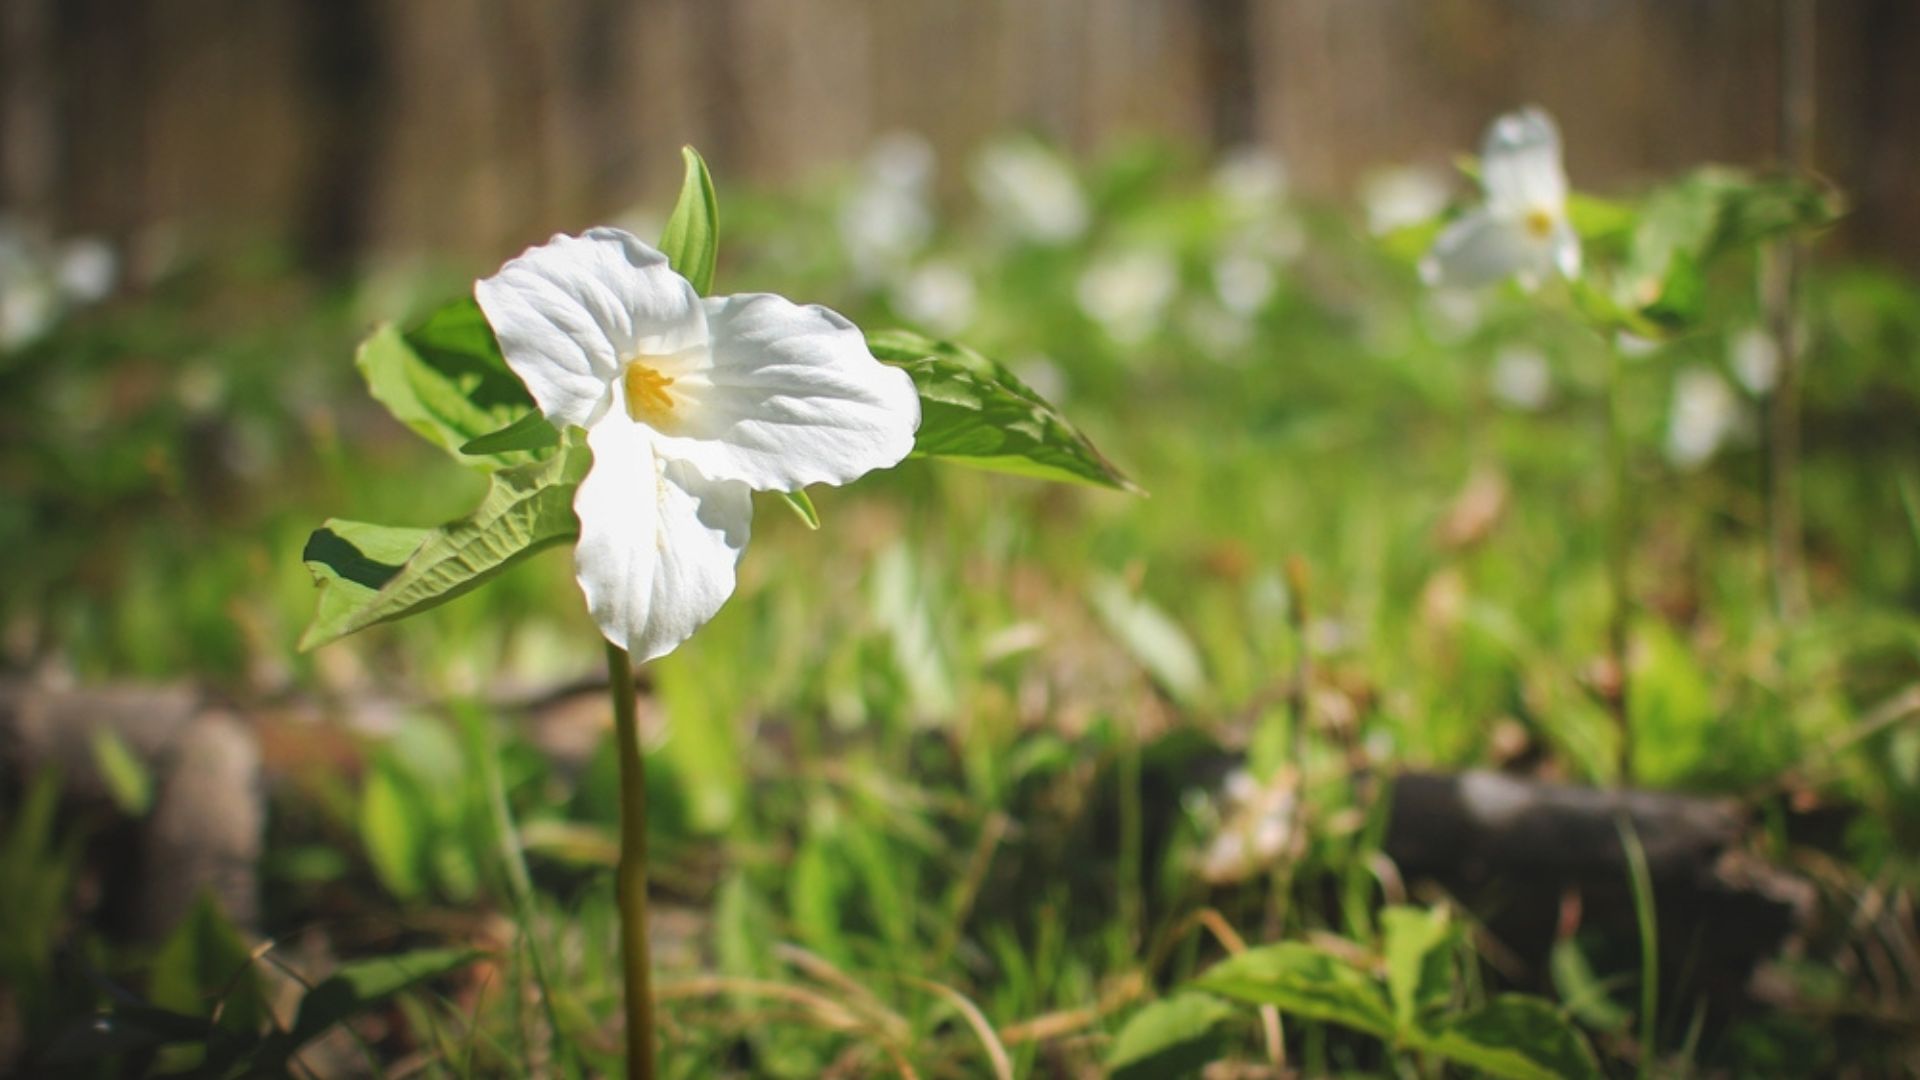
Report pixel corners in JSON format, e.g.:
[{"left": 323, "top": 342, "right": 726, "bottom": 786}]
[{"left": 296, "top": 147, "right": 1134, "bottom": 1078}]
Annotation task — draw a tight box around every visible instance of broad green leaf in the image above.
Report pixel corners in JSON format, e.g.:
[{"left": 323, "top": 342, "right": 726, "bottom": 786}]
[
  {"left": 1566, "top": 192, "right": 1636, "bottom": 247},
  {"left": 356, "top": 311, "right": 535, "bottom": 467},
  {"left": 299, "top": 437, "right": 590, "bottom": 649},
  {"left": 1107, "top": 993, "right": 1236, "bottom": 1080},
  {"left": 89, "top": 728, "right": 152, "bottom": 816},
  {"left": 359, "top": 763, "right": 428, "bottom": 901},
  {"left": 149, "top": 894, "right": 265, "bottom": 1030},
  {"left": 271, "top": 948, "right": 480, "bottom": 1059},
  {"left": 1414, "top": 995, "right": 1604, "bottom": 1080},
  {"left": 659, "top": 146, "right": 719, "bottom": 296},
  {"left": 1382, "top": 905, "right": 1455, "bottom": 1026},
  {"left": 778, "top": 488, "right": 821, "bottom": 529},
  {"left": 461, "top": 410, "right": 559, "bottom": 455},
  {"left": 1550, "top": 937, "right": 1631, "bottom": 1034},
  {"left": 1090, "top": 577, "right": 1207, "bottom": 708},
  {"left": 867, "top": 328, "right": 1138, "bottom": 493},
  {"left": 1193, "top": 943, "right": 1395, "bottom": 1040}
]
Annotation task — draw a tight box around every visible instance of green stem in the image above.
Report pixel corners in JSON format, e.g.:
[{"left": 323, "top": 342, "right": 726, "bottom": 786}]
[
  {"left": 607, "top": 641, "right": 655, "bottom": 1080},
  {"left": 1617, "top": 815, "right": 1659, "bottom": 1079},
  {"left": 1604, "top": 347, "right": 1634, "bottom": 784}
]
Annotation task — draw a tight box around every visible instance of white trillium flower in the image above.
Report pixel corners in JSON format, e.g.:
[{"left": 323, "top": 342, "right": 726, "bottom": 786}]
[
  {"left": 1362, "top": 165, "right": 1450, "bottom": 236},
  {"left": 476, "top": 227, "right": 920, "bottom": 661},
  {"left": 1490, "top": 346, "right": 1553, "bottom": 412},
  {"left": 971, "top": 139, "right": 1089, "bottom": 245},
  {"left": 1076, "top": 248, "right": 1179, "bottom": 346},
  {"left": 1665, "top": 366, "right": 1741, "bottom": 470},
  {"left": 1421, "top": 107, "right": 1581, "bottom": 290}
]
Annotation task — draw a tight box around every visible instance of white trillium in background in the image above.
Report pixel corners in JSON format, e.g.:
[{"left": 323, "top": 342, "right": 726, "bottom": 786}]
[
  {"left": 839, "top": 132, "right": 937, "bottom": 284},
  {"left": 1729, "top": 325, "right": 1781, "bottom": 396},
  {"left": 1665, "top": 366, "right": 1742, "bottom": 470},
  {"left": 1361, "top": 165, "right": 1450, "bottom": 236},
  {"left": 893, "top": 258, "right": 977, "bottom": 336},
  {"left": 1421, "top": 107, "right": 1581, "bottom": 290},
  {"left": 476, "top": 227, "right": 920, "bottom": 661},
  {"left": 1076, "top": 247, "right": 1179, "bottom": 346},
  {"left": 1490, "top": 345, "right": 1553, "bottom": 412},
  {"left": 1212, "top": 146, "right": 1290, "bottom": 215},
  {"left": 971, "top": 139, "right": 1089, "bottom": 245}
]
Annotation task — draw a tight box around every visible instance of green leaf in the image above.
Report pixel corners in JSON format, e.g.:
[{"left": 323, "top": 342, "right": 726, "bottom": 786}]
[
  {"left": 359, "top": 762, "right": 429, "bottom": 901},
  {"left": 1192, "top": 943, "right": 1395, "bottom": 1040},
  {"left": 778, "top": 488, "right": 821, "bottom": 530},
  {"left": 460, "top": 410, "right": 560, "bottom": 455},
  {"left": 89, "top": 728, "right": 153, "bottom": 816},
  {"left": 867, "top": 328, "right": 1138, "bottom": 493},
  {"left": 1107, "top": 993, "right": 1236, "bottom": 1080},
  {"left": 1089, "top": 576, "right": 1207, "bottom": 708},
  {"left": 356, "top": 309, "right": 536, "bottom": 467},
  {"left": 149, "top": 894, "right": 265, "bottom": 1029},
  {"left": 299, "top": 437, "right": 590, "bottom": 649},
  {"left": 659, "top": 146, "right": 719, "bottom": 296},
  {"left": 270, "top": 948, "right": 480, "bottom": 1059},
  {"left": 1414, "top": 995, "right": 1604, "bottom": 1080},
  {"left": 1550, "top": 937, "right": 1632, "bottom": 1034},
  {"left": 1382, "top": 905, "right": 1455, "bottom": 1027}
]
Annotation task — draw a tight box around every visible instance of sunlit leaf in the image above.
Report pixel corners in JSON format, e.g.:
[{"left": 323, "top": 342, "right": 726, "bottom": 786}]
[
  {"left": 299, "top": 437, "right": 590, "bottom": 649},
  {"left": 659, "top": 146, "right": 719, "bottom": 297},
  {"left": 359, "top": 763, "right": 428, "bottom": 901},
  {"left": 1382, "top": 905, "right": 1455, "bottom": 1026},
  {"left": 356, "top": 305, "right": 536, "bottom": 467},
  {"left": 777, "top": 488, "right": 821, "bottom": 529},
  {"left": 867, "top": 328, "right": 1138, "bottom": 493},
  {"left": 460, "top": 410, "right": 560, "bottom": 455},
  {"left": 1193, "top": 943, "right": 1395, "bottom": 1040},
  {"left": 1090, "top": 577, "right": 1207, "bottom": 708},
  {"left": 1415, "top": 995, "right": 1604, "bottom": 1080},
  {"left": 89, "top": 728, "right": 153, "bottom": 816},
  {"left": 1107, "top": 993, "right": 1236, "bottom": 1080}
]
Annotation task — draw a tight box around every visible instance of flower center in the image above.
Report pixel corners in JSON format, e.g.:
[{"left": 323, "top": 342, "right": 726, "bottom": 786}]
[
  {"left": 1524, "top": 207, "right": 1556, "bottom": 239},
  {"left": 622, "top": 360, "right": 677, "bottom": 423}
]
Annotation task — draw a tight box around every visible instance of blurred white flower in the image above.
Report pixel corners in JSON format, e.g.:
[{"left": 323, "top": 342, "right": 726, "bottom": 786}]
[
  {"left": 1490, "top": 346, "right": 1553, "bottom": 412},
  {"left": 839, "top": 132, "right": 936, "bottom": 283},
  {"left": 1212, "top": 251, "right": 1275, "bottom": 317},
  {"left": 1665, "top": 366, "right": 1741, "bottom": 470},
  {"left": 1614, "top": 331, "right": 1661, "bottom": 360},
  {"left": 55, "top": 238, "right": 118, "bottom": 305},
  {"left": 1361, "top": 165, "right": 1450, "bottom": 235},
  {"left": 1076, "top": 248, "right": 1178, "bottom": 346},
  {"left": 893, "top": 258, "right": 977, "bottom": 336},
  {"left": 1213, "top": 146, "right": 1289, "bottom": 214},
  {"left": 971, "top": 139, "right": 1088, "bottom": 245},
  {"left": 1421, "top": 107, "right": 1580, "bottom": 290},
  {"left": 1728, "top": 325, "right": 1780, "bottom": 395},
  {"left": 0, "top": 277, "right": 56, "bottom": 350}
]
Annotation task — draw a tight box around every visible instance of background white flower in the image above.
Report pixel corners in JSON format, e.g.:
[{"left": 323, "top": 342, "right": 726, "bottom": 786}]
[
  {"left": 477, "top": 228, "right": 920, "bottom": 661},
  {"left": 1076, "top": 247, "right": 1179, "bottom": 346},
  {"left": 1421, "top": 107, "right": 1581, "bottom": 290},
  {"left": 839, "top": 132, "right": 937, "bottom": 284},
  {"left": 1729, "top": 325, "right": 1781, "bottom": 395},
  {"left": 1665, "top": 366, "right": 1741, "bottom": 470},
  {"left": 1361, "top": 164, "right": 1450, "bottom": 236},
  {"left": 893, "top": 258, "right": 977, "bottom": 336},
  {"left": 971, "top": 139, "right": 1089, "bottom": 245},
  {"left": 1490, "top": 346, "right": 1553, "bottom": 412}
]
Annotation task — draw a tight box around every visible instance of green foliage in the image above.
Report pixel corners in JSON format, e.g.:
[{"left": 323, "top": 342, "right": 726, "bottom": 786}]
[
  {"left": 262, "top": 948, "right": 481, "bottom": 1065},
  {"left": 868, "top": 328, "right": 1138, "bottom": 492},
  {"left": 1106, "top": 993, "right": 1237, "bottom": 1079},
  {"left": 355, "top": 311, "right": 533, "bottom": 469},
  {"left": 1194, "top": 943, "right": 1396, "bottom": 1039},
  {"left": 660, "top": 145, "right": 721, "bottom": 297},
  {"left": 299, "top": 436, "right": 590, "bottom": 649}
]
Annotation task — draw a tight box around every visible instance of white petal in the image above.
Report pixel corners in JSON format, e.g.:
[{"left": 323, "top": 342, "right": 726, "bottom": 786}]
[
  {"left": 573, "top": 418, "right": 752, "bottom": 662},
  {"left": 1550, "top": 220, "right": 1583, "bottom": 281},
  {"left": 1420, "top": 209, "right": 1535, "bottom": 289},
  {"left": 1479, "top": 106, "right": 1567, "bottom": 215},
  {"left": 649, "top": 294, "right": 920, "bottom": 492},
  {"left": 476, "top": 228, "right": 707, "bottom": 430}
]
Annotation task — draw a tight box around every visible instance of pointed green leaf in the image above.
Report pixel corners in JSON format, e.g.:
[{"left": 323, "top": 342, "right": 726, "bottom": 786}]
[
  {"left": 1413, "top": 995, "right": 1604, "bottom": 1080},
  {"left": 1382, "top": 905, "right": 1456, "bottom": 1027},
  {"left": 659, "top": 146, "right": 719, "bottom": 296},
  {"left": 1192, "top": 943, "right": 1395, "bottom": 1040},
  {"left": 777, "top": 488, "right": 821, "bottom": 529},
  {"left": 460, "top": 410, "right": 560, "bottom": 455},
  {"left": 271, "top": 948, "right": 481, "bottom": 1059},
  {"left": 89, "top": 728, "right": 153, "bottom": 816},
  {"left": 356, "top": 307, "right": 536, "bottom": 467},
  {"left": 867, "top": 328, "right": 1139, "bottom": 493},
  {"left": 299, "top": 438, "right": 590, "bottom": 649},
  {"left": 1107, "top": 993, "right": 1236, "bottom": 1080}
]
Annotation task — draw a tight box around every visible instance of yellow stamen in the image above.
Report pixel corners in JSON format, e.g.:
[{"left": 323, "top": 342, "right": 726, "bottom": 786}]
[
  {"left": 1524, "top": 207, "right": 1556, "bottom": 239},
  {"left": 622, "top": 361, "right": 676, "bottom": 422}
]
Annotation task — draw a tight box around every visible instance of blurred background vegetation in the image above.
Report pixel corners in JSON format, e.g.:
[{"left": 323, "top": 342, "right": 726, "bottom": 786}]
[{"left": 4, "top": 1, "right": 1920, "bottom": 1076}]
